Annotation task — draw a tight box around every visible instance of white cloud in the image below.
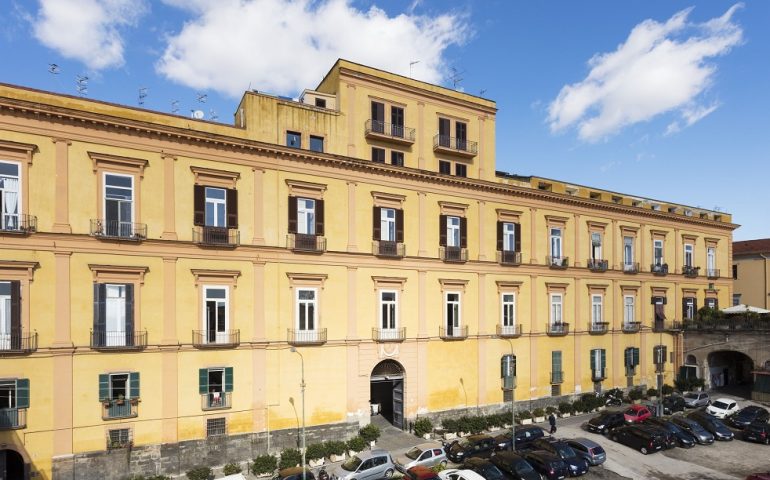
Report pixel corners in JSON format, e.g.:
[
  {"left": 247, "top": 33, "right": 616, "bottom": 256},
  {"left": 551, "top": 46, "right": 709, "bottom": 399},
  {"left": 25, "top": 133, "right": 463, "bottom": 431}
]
[
  {"left": 32, "top": 0, "right": 147, "bottom": 70},
  {"left": 548, "top": 4, "right": 743, "bottom": 142},
  {"left": 156, "top": 0, "right": 470, "bottom": 98}
]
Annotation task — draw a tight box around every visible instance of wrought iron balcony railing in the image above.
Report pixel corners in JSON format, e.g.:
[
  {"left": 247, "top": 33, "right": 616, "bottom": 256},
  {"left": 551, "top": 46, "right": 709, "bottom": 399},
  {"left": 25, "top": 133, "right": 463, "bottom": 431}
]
[
  {"left": 653, "top": 320, "right": 683, "bottom": 333},
  {"left": 0, "top": 214, "right": 36, "bottom": 234},
  {"left": 706, "top": 268, "right": 720, "bottom": 279},
  {"left": 201, "top": 391, "right": 232, "bottom": 410},
  {"left": 90, "top": 219, "right": 147, "bottom": 241},
  {"left": 622, "top": 321, "right": 641, "bottom": 333},
  {"left": 683, "top": 316, "right": 770, "bottom": 332},
  {"left": 433, "top": 135, "right": 478, "bottom": 156},
  {"left": 546, "top": 322, "right": 570, "bottom": 336},
  {"left": 682, "top": 265, "right": 700, "bottom": 278},
  {"left": 498, "top": 250, "right": 522, "bottom": 266},
  {"left": 439, "top": 325, "right": 468, "bottom": 340},
  {"left": 101, "top": 399, "right": 139, "bottom": 420},
  {"left": 622, "top": 262, "right": 640, "bottom": 274},
  {"left": 651, "top": 263, "right": 669, "bottom": 276},
  {"left": 496, "top": 324, "right": 523, "bottom": 338},
  {"left": 373, "top": 240, "right": 405, "bottom": 258},
  {"left": 592, "top": 369, "right": 607, "bottom": 381},
  {"left": 90, "top": 330, "right": 147, "bottom": 350},
  {"left": 587, "top": 258, "right": 608, "bottom": 272},
  {"left": 288, "top": 233, "right": 326, "bottom": 253},
  {"left": 551, "top": 371, "right": 564, "bottom": 384},
  {"left": 192, "top": 330, "right": 240, "bottom": 348},
  {"left": 287, "top": 328, "right": 327, "bottom": 345},
  {"left": 588, "top": 322, "right": 609, "bottom": 335},
  {"left": 193, "top": 226, "right": 239, "bottom": 247},
  {"left": 0, "top": 332, "right": 37, "bottom": 354},
  {"left": 364, "top": 119, "right": 416, "bottom": 143},
  {"left": 547, "top": 256, "right": 569, "bottom": 269},
  {"left": 440, "top": 246, "right": 468, "bottom": 263},
  {"left": 372, "top": 327, "right": 406, "bottom": 342},
  {"left": 0, "top": 408, "right": 26, "bottom": 430}
]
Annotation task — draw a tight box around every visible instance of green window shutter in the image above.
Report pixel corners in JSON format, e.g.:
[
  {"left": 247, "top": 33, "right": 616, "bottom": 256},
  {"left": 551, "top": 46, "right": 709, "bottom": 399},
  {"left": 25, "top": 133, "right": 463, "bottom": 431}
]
[
  {"left": 633, "top": 348, "right": 640, "bottom": 366},
  {"left": 129, "top": 372, "right": 140, "bottom": 398},
  {"left": 624, "top": 348, "right": 632, "bottom": 367},
  {"left": 225, "top": 367, "right": 234, "bottom": 392},
  {"left": 99, "top": 374, "right": 110, "bottom": 401},
  {"left": 552, "top": 351, "right": 562, "bottom": 372},
  {"left": 16, "top": 379, "right": 30, "bottom": 408},
  {"left": 601, "top": 349, "right": 607, "bottom": 371},
  {"left": 590, "top": 349, "right": 597, "bottom": 370},
  {"left": 199, "top": 368, "right": 209, "bottom": 394}
]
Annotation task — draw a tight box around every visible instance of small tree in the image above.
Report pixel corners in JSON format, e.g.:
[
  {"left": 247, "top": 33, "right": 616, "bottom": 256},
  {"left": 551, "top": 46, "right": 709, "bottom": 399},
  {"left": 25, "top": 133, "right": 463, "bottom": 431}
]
[
  {"left": 628, "top": 387, "right": 644, "bottom": 401},
  {"left": 545, "top": 406, "right": 557, "bottom": 415},
  {"left": 279, "top": 448, "right": 302, "bottom": 469},
  {"left": 359, "top": 424, "right": 381, "bottom": 443},
  {"left": 558, "top": 402, "right": 573, "bottom": 415},
  {"left": 251, "top": 455, "right": 277, "bottom": 476},
  {"left": 186, "top": 466, "right": 212, "bottom": 480},
  {"left": 306, "top": 443, "right": 326, "bottom": 461},
  {"left": 532, "top": 408, "right": 545, "bottom": 418},
  {"left": 662, "top": 384, "right": 674, "bottom": 396},
  {"left": 647, "top": 388, "right": 658, "bottom": 398},
  {"left": 517, "top": 409, "right": 532, "bottom": 420},
  {"left": 323, "top": 440, "right": 347, "bottom": 457},
  {"left": 442, "top": 418, "right": 458, "bottom": 434},
  {"left": 414, "top": 417, "right": 433, "bottom": 437},
  {"left": 223, "top": 463, "right": 242, "bottom": 475},
  {"left": 347, "top": 436, "right": 367, "bottom": 453}
]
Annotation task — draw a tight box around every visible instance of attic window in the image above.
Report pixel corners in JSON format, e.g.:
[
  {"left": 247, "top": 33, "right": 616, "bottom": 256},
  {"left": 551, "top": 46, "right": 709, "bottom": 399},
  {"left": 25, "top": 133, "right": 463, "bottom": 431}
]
[
  {"left": 538, "top": 182, "right": 552, "bottom": 191},
  {"left": 651, "top": 204, "right": 661, "bottom": 211},
  {"left": 684, "top": 209, "right": 693, "bottom": 217},
  {"left": 612, "top": 196, "right": 622, "bottom": 204},
  {"left": 632, "top": 201, "right": 642, "bottom": 207},
  {"left": 714, "top": 215, "right": 722, "bottom": 222},
  {"left": 315, "top": 98, "right": 327, "bottom": 108},
  {"left": 590, "top": 192, "right": 601, "bottom": 200},
  {"left": 668, "top": 206, "right": 678, "bottom": 214}
]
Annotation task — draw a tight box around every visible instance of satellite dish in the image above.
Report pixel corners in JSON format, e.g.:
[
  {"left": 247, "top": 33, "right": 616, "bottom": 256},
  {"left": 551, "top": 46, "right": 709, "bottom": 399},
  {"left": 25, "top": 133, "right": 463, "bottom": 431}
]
[{"left": 192, "top": 110, "right": 204, "bottom": 119}]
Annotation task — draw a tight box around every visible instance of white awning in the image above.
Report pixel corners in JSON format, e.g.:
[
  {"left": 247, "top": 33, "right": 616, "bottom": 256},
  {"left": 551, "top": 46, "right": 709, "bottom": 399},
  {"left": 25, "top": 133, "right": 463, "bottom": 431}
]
[{"left": 721, "top": 304, "right": 770, "bottom": 314}]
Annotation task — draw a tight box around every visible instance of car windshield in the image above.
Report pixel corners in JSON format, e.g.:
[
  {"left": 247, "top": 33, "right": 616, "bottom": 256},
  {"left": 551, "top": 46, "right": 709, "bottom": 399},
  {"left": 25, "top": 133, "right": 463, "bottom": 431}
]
[
  {"left": 341, "top": 456, "right": 362, "bottom": 472},
  {"left": 515, "top": 461, "right": 535, "bottom": 474},
  {"left": 684, "top": 393, "right": 699, "bottom": 400},
  {"left": 554, "top": 444, "right": 576, "bottom": 458},
  {"left": 405, "top": 447, "right": 423, "bottom": 460},
  {"left": 712, "top": 401, "right": 730, "bottom": 410},
  {"left": 479, "top": 465, "right": 505, "bottom": 480}
]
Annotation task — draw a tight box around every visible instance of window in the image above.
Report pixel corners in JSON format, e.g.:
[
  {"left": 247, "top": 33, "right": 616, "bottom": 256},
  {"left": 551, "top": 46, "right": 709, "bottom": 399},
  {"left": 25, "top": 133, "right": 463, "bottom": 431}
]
[
  {"left": 707, "top": 247, "right": 716, "bottom": 275},
  {"left": 501, "top": 293, "right": 516, "bottom": 328},
  {"left": 103, "top": 173, "right": 133, "bottom": 236},
  {"left": 623, "top": 236, "right": 634, "bottom": 267},
  {"left": 445, "top": 292, "right": 461, "bottom": 335},
  {"left": 590, "top": 232, "right": 602, "bottom": 260},
  {"left": 438, "top": 117, "right": 451, "bottom": 147},
  {"left": 550, "top": 228, "right": 562, "bottom": 259},
  {"left": 705, "top": 298, "right": 718, "bottom": 309},
  {"left": 108, "top": 428, "right": 131, "bottom": 449},
  {"left": 379, "top": 291, "right": 397, "bottom": 331},
  {"left": 98, "top": 372, "right": 140, "bottom": 418},
  {"left": 624, "top": 347, "right": 640, "bottom": 375},
  {"left": 199, "top": 367, "right": 233, "bottom": 409},
  {"left": 391, "top": 106, "right": 405, "bottom": 138},
  {"left": 0, "top": 378, "right": 29, "bottom": 417},
  {"left": 732, "top": 264, "right": 738, "bottom": 279},
  {"left": 683, "top": 297, "right": 696, "bottom": 320},
  {"left": 439, "top": 160, "right": 451, "bottom": 174},
  {"left": 0, "top": 281, "right": 20, "bottom": 350},
  {"left": 286, "top": 131, "right": 301, "bottom": 148},
  {"left": 204, "top": 187, "right": 226, "bottom": 227},
  {"left": 551, "top": 351, "right": 562, "bottom": 383},
  {"left": 93, "top": 283, "right": 134, "bottom": 347},
  {"left": 684, "top": 244, "right": 694, "bottom": 267},
  {"left": 391, "top": 151, "right": 404, "bottom": 166},
  {"left": 653, "top": 239, "right": 664, "bottom": 266},
  {"left": 288, "top": 195, "right": 324, "bottom": 240},
  {"left": 551, "top": 385, "right": 561, "bottom": 397},
  {"left": 501, "top": 222, "right": 518, "bottom": 251},
  {"left": 623, "top": 295, "right": 635, "bottom": 325},
  {"left": 371, "top": 101, "right": 385, "bottom": 133},
  {"left": 206, "top": 418, "right": 226, "bottom": 437},
  {"left": 297, "top": 288, "right": 317, "bottom": 331},
  {"left": 591, "top": 294, "right": 603, "bottom": 325},
  {"left": 309, "top": 136, "right": 324, "bottom": 153},
  {"left": 732, "top": 294, "right": 741, "bottom": 306},
  {"left": 298, "top": 198, "right": 316, "bottom": 235},
  {"left": 372, "top": 147, "right": 385, "bottom": 163},
  {"left": 455, "top": 163, "right": 467, "bottom": 177},
  {"left": 550, "top": 293, "right": 563, "bottom": 325},
  {"left": 315, "top": 98, "right": 326, "bottom": 108},
  {"left": 591, "top": 348, "right": 606, "bottom": 379},
  {"left": 193, "top": 183, "right": 238, "bottom": 234},
  {"left": 0, "top": 161, "right": 20, "bottom": 231},
  {"left": 446, "top": 216, "right": 461, "bottom": 248},
  {"left": 380, "top": 208, "right": 396, "bottom": 242},
  {"left": 203, "top": 286, "right": 228, "bottom": 343},
  {"left": 455, "top": 121, "right": 468, "bottom": 150}
]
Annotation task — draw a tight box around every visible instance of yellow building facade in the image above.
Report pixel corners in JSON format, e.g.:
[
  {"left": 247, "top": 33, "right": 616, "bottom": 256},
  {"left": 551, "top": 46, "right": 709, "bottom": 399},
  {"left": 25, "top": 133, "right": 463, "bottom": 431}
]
[{"left": 0, "top": 60, "right": 734, "bottom": 479}]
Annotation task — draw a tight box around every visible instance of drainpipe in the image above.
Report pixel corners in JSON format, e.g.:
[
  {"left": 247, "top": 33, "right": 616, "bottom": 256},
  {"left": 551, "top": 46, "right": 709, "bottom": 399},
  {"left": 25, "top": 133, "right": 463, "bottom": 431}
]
[{"left": 760, "top": 254, "right": 769, "bottom": 310}]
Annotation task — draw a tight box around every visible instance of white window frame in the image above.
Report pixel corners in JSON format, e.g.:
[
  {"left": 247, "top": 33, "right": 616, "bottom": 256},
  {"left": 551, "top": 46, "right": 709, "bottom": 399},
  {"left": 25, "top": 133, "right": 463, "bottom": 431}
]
[
  {"left": 550, "top": 293, "right": 563, "bottom": 325},
  {"left": 105, "top": 283, "right": 127, "bottom": 346},
  {"left": 203, "top": 285, "right": 229, "bottom": 344},
  {"left": 204, "top": 186, "right": 227, "bottom": 228},
  {"left": 109, "top": 372, "right": 131, "bottom": 400},
  {"left": 684, "top": 297, "right": 696, "bottom": 320},
  {"left": 623, "top": 295, "right": 635, "bottom": 325},
  {"left": 381, "top": 208, "right": 396, "bottom": 242},
  {"left": 653, "top": 239, "right": 664, "bottom": 265},
  {"left": 684, "top": 243, "right": 694, "bottom": 267},
  {"left": 590, "top": 232, "right": 602, "bottom": 260},
  {"left": 502, "top": 222, "right": 516, "bottom": 251},
  {"left": 550, "top": 228, "right": 562, "bottom": 259},
  {"left": 379, "top": 289, "right": 398, "bottom": 333},
  {"left": 296, "top": 287, "right": 318, "bottom": 332},
  {"left": 445, "top": 291, "right": 461, "bottom": 334},
  {"left": 707, "top": 247, "right": 716, "bottom": 276},
  {"left": 103, "top": 172, "right": 134, "bottom": 224},
  {"left": 447, "top": 216, "right": 461, "bottom": 248},
  {"left": 0, "top": 160, "right": 21, "bottom": 230},
  {"left": 591, "top": 294, "right": 603, "bottom": 325},
  {"left": 500, "top": 292, "right": 516, "bottom": 333},
  {"left": 297, "top": 198, "right": 316, "bottom": 235},
  {"left": 623, "top": 236, "right": 634, "bottom": 268}
]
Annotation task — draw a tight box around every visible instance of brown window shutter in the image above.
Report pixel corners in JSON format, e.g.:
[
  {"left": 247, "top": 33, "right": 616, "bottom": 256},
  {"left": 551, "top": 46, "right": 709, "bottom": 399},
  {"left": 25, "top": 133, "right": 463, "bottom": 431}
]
[
  {"left": 372, "top": 207, "right": 381, "bottom": 240},
  {"left": 396, "top": 209, "right": 404, "bottom": 243},
  {"left": 288, "top": 196, "right": 298, "bottom": 234},
  {"left": 315, "top": 199, "right": 325, "bottom": 236},
  {"left": 193, "top": 185, "right": 205, "bottom": 226},
  {"left": 10, "top": 281, "right": 20, "bottom": 348},
  {"left": 460, "top": 217, "right": 467, "bottom": 248},
  {"left": 682, "top": 298, "right": 688, "bottom": 319},
  {"left": 439, "top": 215, "right": 447, "bottom": 247},
  {"left": 496, "top": 221, "right": 503, "bottom": 251},
  {"left": 226, "top": 188, "right": 238, "bottom": 228},
  {"left": 514, "top": 223, "right": 521, "bottom": 252}
]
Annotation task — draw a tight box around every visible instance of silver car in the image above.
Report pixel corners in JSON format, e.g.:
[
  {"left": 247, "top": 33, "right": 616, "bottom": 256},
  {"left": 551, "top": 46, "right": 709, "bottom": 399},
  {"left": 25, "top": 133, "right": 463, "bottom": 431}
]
[
  {"left": 565, "top": 438, "right": 606, "bottom": 466},
  {"left": 683, "top": 392, "right": 710, "bottom": 408},
  {"left": 394, "top": 442, "right": 447, "bottom": 473},
  {"left": 331, "top": 449, "right": 395, "bottom": 480}
]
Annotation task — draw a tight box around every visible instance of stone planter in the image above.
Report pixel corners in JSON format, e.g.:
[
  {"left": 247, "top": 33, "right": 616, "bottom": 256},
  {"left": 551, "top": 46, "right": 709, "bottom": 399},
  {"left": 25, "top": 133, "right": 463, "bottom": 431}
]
[
  {"left": 330, "top": 454, "right": 346, "bottom": 463},
  {"left": 633, "top": 399, "right": 641, "bottom": 404},
  {"left": 348, "top": 450, "right": 360, "bottom": 458},
  {"left": 503, "top": 424, "right": 512, "bottom": 429},
  {"left": 534, "top": 416, "right": 545, "bottom": 423},
  {"left": 649, "top": 396, "right": 658, "bottom": 401},
  {"left": 369, "top": 441, "right": 376, "bottom": 449},
  {"left": 521, "top": 419, "right": 533, "bottom": 425},
  {"left": 573, "top": 411, "right": 583, "bottom": 415},
  {"left": 443, "top": 432, "right": 457, "bottom": 441},
  {"left": 423, "top": 433, "right": 431, "bottom": 440},
  {"left": 597, "top": 406, "right": 606, "bottom": 411},
  {"left": 309, "top": 459, "right": 324, "bottom": 468},
  {"left": 560, "top": 413, "right": 571, "bottom": 418}
]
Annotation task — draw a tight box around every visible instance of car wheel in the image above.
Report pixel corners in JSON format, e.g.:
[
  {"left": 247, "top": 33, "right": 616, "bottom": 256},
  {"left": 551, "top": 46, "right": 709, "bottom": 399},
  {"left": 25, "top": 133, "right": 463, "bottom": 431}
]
[
  {"left": 384, "top": 470, "right": 394, "bottom": 479},
  {"left": 640, "top": 447, "right": 648, "bottom": 455},
  {"left": 602, "top": 427, "right": 609, "bottom": 435},
  {"left": 611, "top": 435, "right": 618, "bottom": 442}
]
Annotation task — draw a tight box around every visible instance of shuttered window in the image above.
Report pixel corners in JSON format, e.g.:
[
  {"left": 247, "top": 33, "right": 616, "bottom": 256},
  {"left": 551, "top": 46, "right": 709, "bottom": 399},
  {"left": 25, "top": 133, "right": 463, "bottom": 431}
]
[
  {"left": 591, "top": 348, "right": 606, "bottom": 378},
  {"left": 199, "top": 367, "right": 234, "bottom": 394},
  {"left": 0, "top": 280, "right": 21, "bottom": 350},
  {"left": 0, "top": 378, "right": 29, "bottom": 409},
  {"left": 99, "top": 372, "right": 140, "bottom": 400},
  {"left": 93, "top": 283, "right": 134, "bottom": 345},
  {"left": 624, "top": 347, "right": 640, "bottom": 367},
  {"left": 552, "top": 351, "right": 562, "bottom": 376},
  {"left": 497, "top": 222, "right": 521, "bottom": 252},
  {"left": 288, "top": 196, "right": 324, "bottom": 236},
  {"left": 193, "top": 185, "right": 238, "bottom": 228}
]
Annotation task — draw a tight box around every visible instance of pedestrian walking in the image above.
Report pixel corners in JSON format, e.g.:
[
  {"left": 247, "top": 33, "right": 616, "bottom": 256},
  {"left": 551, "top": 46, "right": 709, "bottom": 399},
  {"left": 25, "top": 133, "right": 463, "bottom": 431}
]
[{"left": 548, "top": 412, "right": 557, "bottom": 434}]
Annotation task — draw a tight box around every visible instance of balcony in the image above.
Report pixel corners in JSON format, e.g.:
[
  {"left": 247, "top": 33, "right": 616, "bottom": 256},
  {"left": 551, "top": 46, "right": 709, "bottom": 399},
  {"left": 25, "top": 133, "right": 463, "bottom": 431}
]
[
  {"left": 0, "top": 408, "right": 26, "bottom": 430},
  {"left": 546, "top": 323, "right": 570, "bottom": 336},
  {"left": 433, "top": 135, "right": 478, "bottom": 157},
  {"left": 201, "top": 391, "right": 232, "bottom": 411},
  {"left": 439, "top": 325, "right": 468, "bottom": 340},
  {"left": 592, "top": 369, "right": 607, "bottom": 382},
  {"left": 498, "top": 250, "right": 522, "bottom": 266},
  {"left": 193, "top": 226, "right": 239, "bottom": 248},
  {"left": 90, "top": 330, "right": 147, "bottom": 351},
  {"left": 192, "top": 330, "right": 240, "bottom": 348},
  {"left": 90, "top": 219, "right": 147, "bottom": 241},
  {"left": 287, "top": 328, "right": 327, "bottom": 345},
  {"left": 551, "top": 371, "right": 564, "bottom": 384},
  {"left": 683, "top": 316, "right": 770, "bottom": 332},
  {"left": 653, "top": 321, "right": 683, "bottom": 333},
  {"left": 651, "top": 263, "right": 669, "bottom": 276},
  {"left": 622, "top": 262, "right": 640, "bottom": 274},
  {"left": 102, "top": 399, "right": 139, "bottom": 420},
  {"left": 373, "top": 240, "right": 405, "bottom": 258},
  {"left": 682, "top": 265, "right": 700, "bottom": 278},
  {"left": 547, "top": 256, "right": 569, "bottom": 269},
  {"left": 364, "top": 119, "right": 416, "bottom": 145},
  {"left": 440, "top": 246, "right": 468, "bottom": 263},
  {"left": 587, "top": 258, "right": 608, "bottom": 272},
  {"left": 0, "top": 332, "right": 37, "bottom": 354},
  {"left": 496, "top": 324, "right": 523, "bottom": 338},
  {"left": 288, "top": 233, "right": 326, "bottom": 253},
  {"left": 588, "top": 322, "right": 609, "bottom": 335},
  {"left": 372, "top": 327, "right": 406, "bottom": 342},
  {"left": 622, "top": 321, "right": 641, "bottom": 334},
  {"left": 706, "top": 268, "right": 720, "bottom": 279},
  {"left": 0, "top": 214, "right": 36, "bottom": 235}
]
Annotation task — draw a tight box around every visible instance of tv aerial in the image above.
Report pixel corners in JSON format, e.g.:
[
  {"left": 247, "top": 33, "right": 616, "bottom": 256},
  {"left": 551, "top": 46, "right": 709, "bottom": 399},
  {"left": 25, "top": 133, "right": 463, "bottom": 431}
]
[
  {"left": 196, "top": 93, "right": 207, "bottom": 103},
  {"left": 449, "top": 67, "right": 464, "bottom": 90},
  {"left": 76, "top": 75, "right": 89, "bottom": 96},
  {"left": 209, "top": 109, "right": 218, "bottom": 121},
  {"left": 409, "top": 60, "right": 420, "bottom": 78},
  {"left": 48, "top": 63, "right": 60, "bottom": 74},
  {"left": 138, "top": 87, "right": 148, "bottom": 106},
  {"left": 171, "top": 100, "right": 179, "bottom": 114}
]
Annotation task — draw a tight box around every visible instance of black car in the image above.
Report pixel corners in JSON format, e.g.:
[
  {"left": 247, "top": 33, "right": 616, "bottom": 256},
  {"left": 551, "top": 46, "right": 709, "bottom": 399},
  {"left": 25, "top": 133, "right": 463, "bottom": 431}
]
[
  {"left": 645, "top": 418, "right": 696, "bottom": 448},
  {"left": 669, "top": 416, "right": 715, "bottom": 444},
  {"left": 586, "top": 411, "right": 626, "bottom": 435},
  {"left": 662, "top": 396, "right": 686, "bottom": 415},
  {"left": 729, "top": 406, "right": 770, "bottom": 430},
  {"left": 528, "top": 438, "right": 588, "bottom": 477},
  {"left": 640, "top": 420, "right": 681, "bottom": 449},
  {"left": 446, "top": 434, "right": 496, "bottom": 463},
  {"left": 743, "top": 421, "right": 770, "bottom": 445},
  {"left": 489, "top": 452, "right": 542, "bottom": 480},
  {"left": 522, "top": 451, "right": 570, "bottom": 480},
  {"left": 610, "top": 425, "right": 666, "bottom": 454},
  {"left": 462, "top": 458, "right": 509, "bottom": 480},
  {"left": 494, "top": 426, "right": 546, "bottom": 451},
  {"left": 275, "top": 468, "right": 316, "bottom": 480},
  {"left": 687, "top": 411, "right": 734, "bottom": 441}
]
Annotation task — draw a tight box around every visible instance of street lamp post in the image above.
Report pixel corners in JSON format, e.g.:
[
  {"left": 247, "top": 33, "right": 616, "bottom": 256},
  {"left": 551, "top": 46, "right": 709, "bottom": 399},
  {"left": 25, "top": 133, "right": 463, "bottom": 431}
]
[
  {"left": 500, "top": 339, "right": 516, "bottom": 453},
  {"left": 290, "top": 347, "right": 306, "bottom": 480},
  {"left": 640, "top": 323, "right": 667, "bottom": 417}
]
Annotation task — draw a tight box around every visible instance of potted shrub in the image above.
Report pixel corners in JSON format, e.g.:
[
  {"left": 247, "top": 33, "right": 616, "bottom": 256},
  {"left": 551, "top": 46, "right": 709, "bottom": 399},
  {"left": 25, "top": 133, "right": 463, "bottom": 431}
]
[
  {"left": 306, "top": 443, "right": 326, "bottom": 467},
  {"left": 323, "top": 440, "right": 347, "bottom": 463},
  {"left": 347, "top": 436, "right": 366, "bottom": 456},
  {"left": 532, "top": 408, "right": 546, "bottom": 423},
  {"left": 628, "top": 387, "right": 644, "bottom": 404},
  {"left": 279, "top": 448, "right": 302, "bottom": 469},
  {"left": 116, "top": 394, "right": 125, "bottom": 406},
  {"left": 186, "top": 466, "right": 212, "bottom": 480},
  {"left": 572, "top": 400, "right": 585, "bottom": 415},
  {"left": 647, "top": 388, "right": 658, "bottom": 400},
  {"left": 442, "top": 418, "right": 458, "bottom": 439},
  {"left": 223, "top": 463, "right": 242, "bottom": 476},
  {"left": 359, "top": 424, "right": 380, "bottom": 448},
  {"left": 251, "top": 454, "right": 277, "bottom": 477},
  {"left": 558, "top": 402, "right": 572, "bottom": 418},
  {"left": 518, "top": 410, "right": 532, "bottom": 425},
  {"left": 413, "top": 417, "right": 433, "bottom": 439},
  {"left": 662, "top": 384, "right": 674, "bottom": 396}
]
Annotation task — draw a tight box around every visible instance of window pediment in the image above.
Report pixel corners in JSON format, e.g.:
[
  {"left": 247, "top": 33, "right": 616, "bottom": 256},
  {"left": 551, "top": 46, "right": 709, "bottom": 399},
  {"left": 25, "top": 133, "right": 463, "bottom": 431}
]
[
  {"left": 371, "top": 191, "right": 405, "bottom": 209},
  {"left": 90, "top": 152, "right": 148, "bottom": 177},
  {"left": 286, "top": 179, "right": 326, "bottom": 199},
  {"left": 191, "top": 269, "right": 241, "bottom": 287},
  {"left": 89, "top": 264, "right": 148, "bottom": 284},
  {"left": 438, "top": 201, "right": 468, "bottom": 216},
  {"left": 439, "top": 278, "right": 468, "bottom": 292},
  {"left": 191, "top": 166, "right": 240, "bottom": 188},
  {"left": 0, "top": 140, "right": 36, "bottom": 164},
  {"left": 496, "top": 209, "right": 522, "bottom": 222},
  {"left": 372, "top": 276, "right": 407, "bottom": 290}
]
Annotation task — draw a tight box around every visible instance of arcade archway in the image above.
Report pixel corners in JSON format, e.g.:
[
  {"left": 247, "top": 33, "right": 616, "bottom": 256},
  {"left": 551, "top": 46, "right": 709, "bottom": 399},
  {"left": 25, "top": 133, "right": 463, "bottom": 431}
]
[{"left": 370, "top": 360, "right": 405, "bottom": 429}]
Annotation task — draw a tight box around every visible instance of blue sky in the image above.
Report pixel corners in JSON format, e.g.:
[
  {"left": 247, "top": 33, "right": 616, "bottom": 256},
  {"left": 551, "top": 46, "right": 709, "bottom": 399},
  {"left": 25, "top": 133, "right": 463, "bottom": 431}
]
[{"left": 1, "top": 0, "right": 767, "bottom": 240}]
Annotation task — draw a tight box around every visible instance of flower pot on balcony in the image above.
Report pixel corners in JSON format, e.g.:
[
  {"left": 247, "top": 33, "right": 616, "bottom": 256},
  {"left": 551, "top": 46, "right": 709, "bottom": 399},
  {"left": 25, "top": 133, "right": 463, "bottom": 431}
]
[{"left": 130, "top": 398, "right": 139, "bottom": 405}]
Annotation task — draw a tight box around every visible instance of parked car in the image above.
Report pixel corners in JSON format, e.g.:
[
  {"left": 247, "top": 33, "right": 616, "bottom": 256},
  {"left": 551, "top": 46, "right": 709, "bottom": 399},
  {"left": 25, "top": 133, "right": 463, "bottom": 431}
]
[
  {"left": 669, "top": 416, "right": 715, "bottom": 444},
  {"left": 276, "top": 467, "right": 316, "bottom": 480},
  {"left": 645, "top": 417, "right": 696, "bottom": 448},
  {"left": 624, "top": 405, "right": 653, "bottom": 423},
  {"left": 438, "top": 469, "right": 486, "bottom": 480},
  {"left": 494, "top": 426, "right": 546, "bottom": 451},
  {"left": 662, "top": 395, "right": 686, "bottom": 415},
  {"left": 638, "top": 422, "right": 678, "bottom": 449},
  {"left": 683, "top": 392, "right": 710, "bottom": 408},
  {"left": 462, "top": 458, "right": 510, "bottom": 480},
  {"left": 586, "top": 411, "right": 625, "bottom": 434},
  {"left": 743, "top": 421, "right": 770, "bottom": 445},
  {"left": 746, "top": 474, "right": 770, "bottom": 480},
  {"left": 729, "top": 406, "right": 770, "bottom": 429},
  {"left": 564, "top": 438, "right": 606, "bottom": 466},
  {"left": 395, "top": 442, "right": 447, "bottom": 472},
  {"left": 489, "top": 451, "right": 542, "bottom": 480},
  {"left": 331, "top": 450, "right": 395, "bottom": 480},
  {"left": 687, "top": 411, "right": 734, "bottom": 441},
  {"left": 609, "top": 425, "right": 666, "bottom": 454},
  {"left": 521, "top": 451, "right": 570, "bottom": 480},
  {"left": 446, "top": 435, "right": 496, "bottom": 463},
  {"left": 528, "top": 438, "right": 588, "bottom": 476},
  {"left": 706, "top": 398, "right": 740, "bottom": 419},
  {"left": 405, "top": 466, "right": 441, "bottom": 480}
]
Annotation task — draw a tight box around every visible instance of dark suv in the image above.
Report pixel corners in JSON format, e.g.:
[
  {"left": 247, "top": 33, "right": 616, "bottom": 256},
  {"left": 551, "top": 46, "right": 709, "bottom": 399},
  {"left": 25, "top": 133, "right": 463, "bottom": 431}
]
[
  {"left": 743, "top": 421, "right": 770, "bottom": 445},
  {"left": 446, "top": 434, "right": 496, "bottom": 463},
  {"left": 522, "top": 451, "right": 570, "bottom": 480},
  {"left": 586, "top": 411, "right": 625, "bottom": 435},
  {"left": 729, "top": 406, "right": 770, "bottom": 430},
  {"left": 610, "top": 425, "right": 666, "bottom": 454},
  {"left": 494, "top": 426, "right": 546, "bottom": 451},
  {"left": 645, "top": 417, "right": 696, "bottom": 448},
  {"left": 669, "top": 416, "right": 715, "bottom": 444},
  {"left": 489, "top": 451, "right": 541, "bottom": 480},
  {"left": 528, "top": 438, "right": 588, "bottom": 476}
]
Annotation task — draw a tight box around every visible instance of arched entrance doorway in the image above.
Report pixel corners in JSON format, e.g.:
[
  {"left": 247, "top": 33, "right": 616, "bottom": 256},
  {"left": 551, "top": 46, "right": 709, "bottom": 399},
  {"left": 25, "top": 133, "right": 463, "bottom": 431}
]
[
  {"left": 707, "top": 350, "right": 754, "bottom": 388},
  {"left": 0, "top": 448, "right": 27, "bottom": 480},
  {"left": 370, "top": 360, "right": 405, "bottom": 429}
]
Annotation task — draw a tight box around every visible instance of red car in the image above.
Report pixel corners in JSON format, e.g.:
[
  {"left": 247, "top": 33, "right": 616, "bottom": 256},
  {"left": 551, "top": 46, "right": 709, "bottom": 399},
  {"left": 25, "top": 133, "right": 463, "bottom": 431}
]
[{"left": 624, "top": 405, "right": 652, "bottom": 423}]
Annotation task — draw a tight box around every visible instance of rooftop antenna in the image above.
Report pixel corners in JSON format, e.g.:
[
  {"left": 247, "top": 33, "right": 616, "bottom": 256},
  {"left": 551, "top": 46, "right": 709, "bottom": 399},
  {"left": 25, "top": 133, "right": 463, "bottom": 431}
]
[
  {"left": 171, "top": 100, "right": 179, "bottom": 114},
  {"left": 479, "top": 89, "right": 487, "bottom": 96},
  {"left": 138, "top": 87, "right": 148, "bottom": 106},
  {"left": 196, "top": 93, "right": 207, "bottom": 103},
  {"left": 449, "top": 67, "right": 464, "bottom": 90},
  {"left": 76, "top": 75, "right": 89, "bottom": 96},
  {"left": 48, "top": 63, "right": 60, "bottom": 74},
  {"left": 209, "top": 109, "right": 218, "bottom": 121},
  {"left": 409, "top": 60, "right": 420, "bottom": 78}
]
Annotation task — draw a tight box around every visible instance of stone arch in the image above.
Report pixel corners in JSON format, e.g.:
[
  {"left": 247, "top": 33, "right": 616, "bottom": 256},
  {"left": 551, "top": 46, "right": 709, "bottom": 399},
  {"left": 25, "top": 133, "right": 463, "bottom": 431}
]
[
  {"left": 370, "top": 359, "right": 406, "bottom": 429},
  {"left": 686, "top": 354, "right": 697, "bottom": 365},
  {"left": 707, "top": 350, "right": 754, "bottom": 388}
]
